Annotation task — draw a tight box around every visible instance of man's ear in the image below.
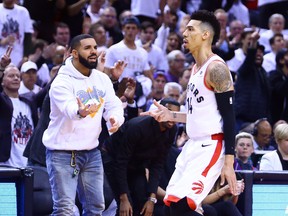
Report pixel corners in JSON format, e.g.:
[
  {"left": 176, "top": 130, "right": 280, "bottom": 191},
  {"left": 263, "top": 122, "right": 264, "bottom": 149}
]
[
  {"left": 71, "top": 49, "right": 78, "bottom": 58},
  {"left": 202, "top": 30, "right": 210, "bottom": 40}
]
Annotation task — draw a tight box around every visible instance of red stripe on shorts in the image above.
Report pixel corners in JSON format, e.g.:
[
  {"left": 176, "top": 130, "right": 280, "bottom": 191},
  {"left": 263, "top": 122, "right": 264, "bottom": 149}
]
[{"left": 201, "top": 133, "right": 223, "bottom": 177}]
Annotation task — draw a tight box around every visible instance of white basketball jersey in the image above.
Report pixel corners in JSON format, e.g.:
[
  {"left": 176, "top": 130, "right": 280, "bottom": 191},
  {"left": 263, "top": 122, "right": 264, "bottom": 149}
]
[{"left": 186, "top": 54, "right": 228, "bottom": 138}]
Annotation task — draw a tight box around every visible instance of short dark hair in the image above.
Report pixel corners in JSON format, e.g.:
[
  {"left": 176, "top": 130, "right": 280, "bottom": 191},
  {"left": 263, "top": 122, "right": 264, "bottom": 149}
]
[
  {"left": 122, "top": 16, "right": 141, "bottom": 28},
  {"left": 53, "top": 22, "right": 69, "bottom": 35},
  {"left": 276, "top": 48, "right": 288, "bottom": 68},
  {"left": 269, "top": 33, "right": 284, "bottom": 45},
  {"left": 190, "top": 10, "right": 220, "bottom": 45},
  {"left": 70, "top": 34, "right": 94, "bottom": 50},
  {"left": 160, "top": 97, "right": 180, "bottom": 108},
  {"left": 140, "top": 21, "right": 155, "bottom": 31}
]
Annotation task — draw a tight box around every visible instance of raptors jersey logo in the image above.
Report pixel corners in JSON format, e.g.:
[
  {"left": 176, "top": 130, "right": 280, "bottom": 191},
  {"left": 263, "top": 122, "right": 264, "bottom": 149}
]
[{"left": 192, "top": 180, "right": 204, "bottom": 194}]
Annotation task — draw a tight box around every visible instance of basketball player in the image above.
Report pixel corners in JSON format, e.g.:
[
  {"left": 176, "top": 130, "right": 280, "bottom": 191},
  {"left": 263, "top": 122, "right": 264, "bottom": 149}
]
[{"left": 141, "top": 10, "right": 237, "bottom": 216}]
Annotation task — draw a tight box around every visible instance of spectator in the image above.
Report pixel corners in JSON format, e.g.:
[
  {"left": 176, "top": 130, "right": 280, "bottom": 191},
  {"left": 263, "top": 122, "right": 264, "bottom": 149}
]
[
  {"left": 86, "top": 0, "right": 105, "bottom": 24},
  {"left": 165, "top": 32, "right": 182, "bottom": 55},
  {"left": 135, "top": 21, "right": 169, "bottom": 73},
  {"left": 269, "top": 49, "right": 288, "bottom": 124},
  {"left": 19, "top": 60, "right": 41, "bottom": 94},
  {"left": 234, "top": 132, "right": 257, "bottom": 171},
  {"left": 118, "top": 9, "right": 133, "bottom": 28},
  {"left": 202, "top": 177, "right": 244, "bottom": 216},
  {"left": 259, "top": 123, "right": 288, "bottom": 171},
  {"left": 131, "top": 0, "right": 166, "bottom": 24},
  {"left": 42, "top": 34, "right": 125, "bottom": 215},
  {"left": 0, "top": 64, "right": 38, "bottom": 167},
  {"left": 227, "top": 0, "right": 250, "bottom": 27},
  {"left": 60, "top": 0, "right": 89, "bottom": 38},
  {"left": 88, "top": 22, "right": 108, "bottom": 52},
  {"left": 226, "top": 30, "right": 254, "bottom": 75},
  {"left": 164, "top": 0, "right": 187, "bottom": 33},
  {"left": 257, "top": 0, "right": 288, "bottom": 29},
  {"left": 104, "top": 16, "right": 152, "bottom": 110},
  {"left": 262, "top": 33, "right": 286, "bottom": 74},
  {"left": 23, "top": 0, "right": 65, "bottom": 43},
  {"left": 178, "top": 65, "right": 192, "bottom": 106},
  {"left": 0, "top": 0, "right": 34, "bottom": 67},
  {"left": 199, "top": 0, "right": 234, "bottom": 12},
  {"left": 53, "top": 22, "right": 71, "bottom": 47},
  {"left": 163, "top": 82, "right": 182, "bottom": 102},
  {"left": 227, "top": 19, "right": 244, "bottom": 49},
  {"left": 234, "top": 30, "right": 271, "bottom": 132},
  {"left": 146, "top": 71, "right": 167, "bottom": 111},
  {"left": 252, "top": 118, "right": 274, "bottom": 151},
  {"left": 154, "top": 11, "right": 180, "bottom": 52},
  {"left": 103, "top": 98, "right": 180, "bottom": 216},
  {"left": 259, "top": 13, "right": 288, "bottom": 53},
  {"left": 166, "top": 50, "right": 186, "bottom": 83},
  {"left": 213, "top": 9, "right": 235, "bottom": 61},
  {"left": 99, "top": 6, "right": 123, "bottom": 46}
]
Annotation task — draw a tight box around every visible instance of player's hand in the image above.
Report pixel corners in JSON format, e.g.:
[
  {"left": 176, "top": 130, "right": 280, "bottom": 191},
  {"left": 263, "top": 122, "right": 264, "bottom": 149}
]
[
  {"left": 140, "top": 100, "right": 171, "bottom": 122},
  {"left": 140, "top": 200, "right": 154, "bottom": 216},
  {"left": 220, "top": 155, "right": 237, "bottom": 196}
]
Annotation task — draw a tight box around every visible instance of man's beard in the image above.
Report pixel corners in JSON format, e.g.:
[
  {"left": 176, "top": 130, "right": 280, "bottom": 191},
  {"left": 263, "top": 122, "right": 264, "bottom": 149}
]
[{"left": 78, "top": 53, "right": 98, "bottom": 69}]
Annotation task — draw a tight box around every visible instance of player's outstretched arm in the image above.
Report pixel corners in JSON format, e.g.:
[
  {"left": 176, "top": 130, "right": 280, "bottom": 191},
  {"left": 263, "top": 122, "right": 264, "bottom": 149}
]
[{"left": 140, "top": 100, "right": 186, "bottom": 123}]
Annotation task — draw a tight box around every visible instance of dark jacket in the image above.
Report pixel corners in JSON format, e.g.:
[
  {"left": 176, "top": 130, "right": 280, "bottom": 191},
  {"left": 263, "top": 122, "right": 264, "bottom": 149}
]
[
  {"left": 234, "top": 48, "right": 271, "bottom": 122},
  {"left": 0, "top": 92, "right": 38, "bottom": 162},
  {"left": 269, "top": 69, "right": 288, "bottom": 124},
  {"left": 103, "top": 115, "right": 177, "bottom": 196}
]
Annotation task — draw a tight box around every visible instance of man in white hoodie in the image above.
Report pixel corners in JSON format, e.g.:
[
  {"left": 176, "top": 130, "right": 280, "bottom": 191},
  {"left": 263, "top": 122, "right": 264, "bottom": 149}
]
[{"left": 42, "top": 34, "right": 125, "bottom": 215}]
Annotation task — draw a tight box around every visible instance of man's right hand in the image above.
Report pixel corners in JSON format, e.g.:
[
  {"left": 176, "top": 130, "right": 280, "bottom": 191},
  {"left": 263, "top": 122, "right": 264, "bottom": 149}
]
[
  {"left": 119, "top": 194, "right": 133, "bottom": 216},
  {"left": 140, "top": 100, "right": 172, "bottom": 122}
]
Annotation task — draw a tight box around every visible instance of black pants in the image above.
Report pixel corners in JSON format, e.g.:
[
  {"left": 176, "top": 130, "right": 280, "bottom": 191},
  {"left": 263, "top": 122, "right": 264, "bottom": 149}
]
[
  {"left": 165, "top": 197, "right": 202, "bottom": 216},
  {"left": 102, "top": 151, "right": 149, "bottom": 216}
]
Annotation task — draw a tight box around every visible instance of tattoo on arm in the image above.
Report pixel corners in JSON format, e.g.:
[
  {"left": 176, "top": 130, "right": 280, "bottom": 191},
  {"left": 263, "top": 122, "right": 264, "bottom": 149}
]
[{"left": 209, "top": 63, "right": 232, "bottom": 93}]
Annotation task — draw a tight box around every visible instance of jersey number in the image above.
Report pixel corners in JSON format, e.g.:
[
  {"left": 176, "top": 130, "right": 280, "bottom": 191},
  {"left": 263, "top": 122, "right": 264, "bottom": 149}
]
[{"left": 186, "top": 97, "right": 193, "bottom": 114}]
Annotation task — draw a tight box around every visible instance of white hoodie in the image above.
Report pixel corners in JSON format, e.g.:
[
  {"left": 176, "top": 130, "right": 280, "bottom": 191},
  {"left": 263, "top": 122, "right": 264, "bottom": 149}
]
[{"left": 43, "top": 57, "right": 124, "bottom": 150}]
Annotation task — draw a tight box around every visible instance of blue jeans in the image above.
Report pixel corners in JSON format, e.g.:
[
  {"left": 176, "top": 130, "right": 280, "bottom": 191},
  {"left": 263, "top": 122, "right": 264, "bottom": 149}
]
[{"left": 46, "top": 148, "right": 104, "bottom": 216}]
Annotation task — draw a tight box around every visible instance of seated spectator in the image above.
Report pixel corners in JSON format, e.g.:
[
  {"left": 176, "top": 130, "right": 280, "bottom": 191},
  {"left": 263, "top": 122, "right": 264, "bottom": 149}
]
[
  {"left": 234, "top": 132, "right": 257, "bottom": 170},
  {"left": 201, "top": 177, "right": 244, "bottom": 216},
  {"left": 252, "top": 118, "right": 275, "bottom": 151},
  {"left": 166, "top": 50, "right": 186, "bottom": 83},
  {"left": 227, "top": 19, "right": 245, "bottom": 49},
  {"left": 19, "top": 61, "right": 41, "bottom": 94},
  {"left": 259, "top": 123, "right": 288, "bottom": 171},
  {"left": 262, "top": 33, "right": 285, "bottom": 73},
  {"left": 178, "top": 65, "right": 192, "bottom": 106},
  {"left": 259, "top": 13, "right": 288, "bottom": 53},
  {"left": 269, "top": 49, "right": 288, "bottom": 124},
  {"left": 88, "top": 22, "right": 108, "bottom": 52},
  {"left": 98, "top": 6, "right": 123, "bottom": 46},
  {"left": 0, "top": 65, "right": 38, "bottom": 167},
  {"left": 146, "top": 71, "right": 167, "bottom": 111}
]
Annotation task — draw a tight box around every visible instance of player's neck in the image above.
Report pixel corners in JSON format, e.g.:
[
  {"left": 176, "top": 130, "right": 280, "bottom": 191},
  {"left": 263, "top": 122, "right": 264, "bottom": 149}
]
[{"left": 193, "top": 50, "right": 214, "bottom": 70}]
